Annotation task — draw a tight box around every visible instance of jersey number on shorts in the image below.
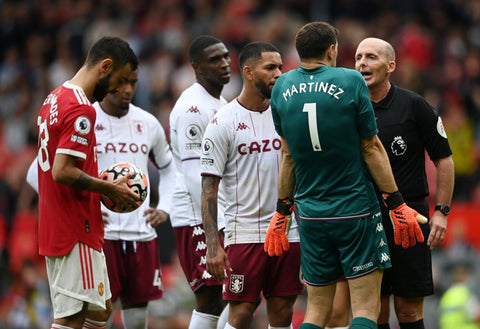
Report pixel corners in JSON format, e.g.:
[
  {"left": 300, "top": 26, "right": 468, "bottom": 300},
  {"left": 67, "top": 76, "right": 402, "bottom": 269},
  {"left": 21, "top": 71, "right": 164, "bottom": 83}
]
[
  {"left": 303, "top": 103, "right": 322, "bottom": 151},
  {"left": 153, "top": 269, "right": 163, "bottom": 290},
  {"left": 37, "top": 117, "right": 51, "bottom": 172}
]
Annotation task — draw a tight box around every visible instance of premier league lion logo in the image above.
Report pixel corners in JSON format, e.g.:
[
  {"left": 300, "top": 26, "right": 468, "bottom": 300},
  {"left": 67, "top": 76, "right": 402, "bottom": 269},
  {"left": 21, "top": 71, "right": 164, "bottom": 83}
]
[{"left": 391, "top": 136, "right": 407, "bottom": 156}]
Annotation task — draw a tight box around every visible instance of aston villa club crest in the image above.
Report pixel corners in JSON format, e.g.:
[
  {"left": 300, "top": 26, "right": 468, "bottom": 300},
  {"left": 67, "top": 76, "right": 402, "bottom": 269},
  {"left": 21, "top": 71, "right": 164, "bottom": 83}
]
[
  {"left": 390, "top": 136, "right": 407, "bottom": 156},
  {"left": 229, "top": 274, "right": 244, "bottom": 293},
  {"left": 134, "top": 121, "right": 145, "bottom": 135}
]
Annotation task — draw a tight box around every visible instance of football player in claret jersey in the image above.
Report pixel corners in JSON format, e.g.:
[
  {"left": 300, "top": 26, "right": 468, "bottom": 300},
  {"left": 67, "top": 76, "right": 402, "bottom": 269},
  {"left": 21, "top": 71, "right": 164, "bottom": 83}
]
[
  {"left": 169, "top": 35, "right": 231, "bottom": 329},
  {"left": 201, "top": 42, "right": 302, "bottom": 329},
  {"left": 94, "top": 68, "right": 175, "bottom": 329},
  {"left": 36, "top": 36, "right": 139, "bottom": 329}
]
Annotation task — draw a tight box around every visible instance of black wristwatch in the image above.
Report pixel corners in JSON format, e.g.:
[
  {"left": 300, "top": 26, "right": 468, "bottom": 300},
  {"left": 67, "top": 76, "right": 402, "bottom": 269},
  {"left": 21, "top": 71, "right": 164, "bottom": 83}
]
[{"left": 435, "top": 204, "right": 451, "bottom": 216}]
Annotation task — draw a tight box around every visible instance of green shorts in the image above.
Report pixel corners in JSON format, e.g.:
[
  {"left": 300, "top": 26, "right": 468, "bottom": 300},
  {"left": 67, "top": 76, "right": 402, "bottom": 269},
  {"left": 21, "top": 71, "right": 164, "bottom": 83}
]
[{"left": 299, "top": 208, "right": 391, "bottom": 285}]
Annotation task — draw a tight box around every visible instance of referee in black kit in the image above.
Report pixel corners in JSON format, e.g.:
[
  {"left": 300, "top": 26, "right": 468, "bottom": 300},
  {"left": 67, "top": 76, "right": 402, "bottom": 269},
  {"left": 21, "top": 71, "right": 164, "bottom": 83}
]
[{"left": 352, "top": 37, "right": 455, "bottom": 329}]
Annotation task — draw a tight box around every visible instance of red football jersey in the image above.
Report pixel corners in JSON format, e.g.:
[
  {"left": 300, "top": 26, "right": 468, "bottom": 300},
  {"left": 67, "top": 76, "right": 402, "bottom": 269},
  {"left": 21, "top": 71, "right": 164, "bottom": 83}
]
[{"left": 37, "top": 82, "right": 103, "bottom": 256}]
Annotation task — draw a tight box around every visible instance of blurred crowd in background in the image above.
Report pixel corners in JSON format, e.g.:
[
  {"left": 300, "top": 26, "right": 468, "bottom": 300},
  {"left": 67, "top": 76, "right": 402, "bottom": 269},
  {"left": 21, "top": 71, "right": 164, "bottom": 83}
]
[{"left": 1, "top": 0, "right": 480, "bottom": 328}]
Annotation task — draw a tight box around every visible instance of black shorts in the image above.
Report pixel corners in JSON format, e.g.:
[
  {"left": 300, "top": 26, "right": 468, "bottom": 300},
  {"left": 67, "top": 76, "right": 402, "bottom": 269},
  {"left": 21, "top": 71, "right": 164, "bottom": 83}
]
[{"left": 380, "top": 200, "right": 434, "bottom": 298}]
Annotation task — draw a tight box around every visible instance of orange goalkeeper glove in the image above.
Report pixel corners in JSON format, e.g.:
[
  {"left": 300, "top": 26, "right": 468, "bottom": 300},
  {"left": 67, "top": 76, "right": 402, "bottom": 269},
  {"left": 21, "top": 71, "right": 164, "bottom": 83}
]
[
  {"left": 382, "top": 191, "right": 428, "bottom": 249},
  {"left": 264, "top": 198, "right": 293, "bottom": 257}
]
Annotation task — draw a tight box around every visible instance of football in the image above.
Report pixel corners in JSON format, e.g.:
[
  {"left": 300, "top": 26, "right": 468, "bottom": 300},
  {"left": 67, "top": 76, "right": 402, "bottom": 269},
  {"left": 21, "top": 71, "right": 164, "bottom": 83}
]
[{"left": 99, "top": 162, "right": 148, "bottom": 213}]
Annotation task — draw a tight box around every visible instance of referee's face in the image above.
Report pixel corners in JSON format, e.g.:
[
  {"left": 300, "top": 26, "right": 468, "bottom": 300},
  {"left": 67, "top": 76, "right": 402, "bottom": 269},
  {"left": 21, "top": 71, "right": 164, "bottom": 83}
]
[{"left": 354, "top": 39, "right": 391, "bottom": 89}]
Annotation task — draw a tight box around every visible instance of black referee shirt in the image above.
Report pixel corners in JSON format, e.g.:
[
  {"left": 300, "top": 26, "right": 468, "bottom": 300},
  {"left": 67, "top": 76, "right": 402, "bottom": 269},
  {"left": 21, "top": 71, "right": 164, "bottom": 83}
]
[{"left": 373, "top": 84, "right": 452, "bottom": 200}]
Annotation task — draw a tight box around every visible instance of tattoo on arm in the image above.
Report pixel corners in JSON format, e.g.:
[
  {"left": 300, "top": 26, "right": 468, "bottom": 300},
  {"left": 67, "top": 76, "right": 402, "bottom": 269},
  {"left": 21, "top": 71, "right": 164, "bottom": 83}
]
[
  {"left": 201, "top": 176, "right": 219, "bottom": 257},
  {"left": 71, "top": 171, "right": 93, "bottom": 190}
]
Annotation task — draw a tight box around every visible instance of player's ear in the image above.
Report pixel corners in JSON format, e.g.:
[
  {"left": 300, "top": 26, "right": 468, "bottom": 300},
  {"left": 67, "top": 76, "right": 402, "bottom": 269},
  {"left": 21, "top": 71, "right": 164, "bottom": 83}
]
[
  {"left": 99, "top": 59, "right": 113, "bottom": 77},
  {"left": 243, "top": 65, "right": 253, "bottom": 81}
]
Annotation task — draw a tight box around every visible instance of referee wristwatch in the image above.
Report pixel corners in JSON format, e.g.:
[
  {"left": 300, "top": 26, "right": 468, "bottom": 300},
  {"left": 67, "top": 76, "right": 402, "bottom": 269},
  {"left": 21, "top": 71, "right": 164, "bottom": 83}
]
[{"left": 434, "top": 204, "right": 451, "bottom": 216}]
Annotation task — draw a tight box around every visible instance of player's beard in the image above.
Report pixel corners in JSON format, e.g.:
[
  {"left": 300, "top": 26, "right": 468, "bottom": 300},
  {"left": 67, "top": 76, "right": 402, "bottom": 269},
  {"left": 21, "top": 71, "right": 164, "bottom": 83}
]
[
  {"left": 93, "top": 73, "right": 112, "bottom": 102},
  {"left": 255, "top": 79, "right": 272, "bottom": 99}
]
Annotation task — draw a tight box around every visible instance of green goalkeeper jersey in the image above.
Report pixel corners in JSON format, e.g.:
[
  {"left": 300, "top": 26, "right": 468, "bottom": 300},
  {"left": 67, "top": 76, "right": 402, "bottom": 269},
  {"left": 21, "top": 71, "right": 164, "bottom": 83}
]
[{"left": 271, "top": 65, "right": 379, "bottom": 219}]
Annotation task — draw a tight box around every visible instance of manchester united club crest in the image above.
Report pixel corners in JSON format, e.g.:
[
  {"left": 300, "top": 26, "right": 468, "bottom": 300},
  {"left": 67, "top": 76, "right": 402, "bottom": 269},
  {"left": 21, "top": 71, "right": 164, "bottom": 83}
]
[
  {"left": 390, "top": 136, "right": 407, "bottom": 156},
  {"left": 98, "top": 282, "right": 104, "bottom": 296},
  {"left": 229, "top": 274, "right": 244, "bottom": 294}
]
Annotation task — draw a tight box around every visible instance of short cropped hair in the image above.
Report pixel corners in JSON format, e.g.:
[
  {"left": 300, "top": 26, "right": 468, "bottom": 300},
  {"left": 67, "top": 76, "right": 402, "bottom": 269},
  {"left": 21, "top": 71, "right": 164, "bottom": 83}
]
[
  {"left": 189, "top": 35, "right": 223, "bottom": 64},
  {"left": 85, "top": 36, "right": 138, "bottom": 71},
  {"left": 238, "top": 42, "right": 280, "bottom": 68},
  {"left": 295, "top": 22, "right": 339, "bottom": 60}
]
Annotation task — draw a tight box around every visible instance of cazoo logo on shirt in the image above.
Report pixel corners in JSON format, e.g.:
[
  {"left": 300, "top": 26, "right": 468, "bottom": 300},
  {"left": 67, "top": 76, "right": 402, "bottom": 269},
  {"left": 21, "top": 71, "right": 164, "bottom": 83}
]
[
  {"left": 237, "top": 138, "right": 281, "bottom": 155},
  {"left": 96, "top": 142, "right": 148, "bottom": 154}
]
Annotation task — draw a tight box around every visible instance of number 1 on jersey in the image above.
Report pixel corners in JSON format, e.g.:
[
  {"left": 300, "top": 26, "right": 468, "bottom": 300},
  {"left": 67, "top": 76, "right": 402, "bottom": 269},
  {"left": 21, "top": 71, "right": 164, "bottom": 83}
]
[{"left": 303, "top": 103, "right": 322, "bottom": 151}]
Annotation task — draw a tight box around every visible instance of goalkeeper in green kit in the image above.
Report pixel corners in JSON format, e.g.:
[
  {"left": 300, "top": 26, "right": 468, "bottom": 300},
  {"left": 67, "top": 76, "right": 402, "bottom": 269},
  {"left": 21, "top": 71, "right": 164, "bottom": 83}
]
[{"left": 264, "top": 21, "right": 427, "bottom": 329}]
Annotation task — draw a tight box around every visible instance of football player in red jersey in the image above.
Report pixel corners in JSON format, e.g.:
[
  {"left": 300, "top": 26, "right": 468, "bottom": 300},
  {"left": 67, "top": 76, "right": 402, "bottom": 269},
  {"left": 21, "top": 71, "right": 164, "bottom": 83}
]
[{"left": 36, "top": 36, "right": 139, "bottom": 329}]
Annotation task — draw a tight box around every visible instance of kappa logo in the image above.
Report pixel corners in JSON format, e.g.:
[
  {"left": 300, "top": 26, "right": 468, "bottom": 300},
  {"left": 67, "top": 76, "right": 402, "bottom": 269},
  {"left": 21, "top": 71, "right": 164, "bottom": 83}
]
[
  {"left": 202, "top": 270, "right": 213, "bottom": 279},
  {"left": 229, "top": 274, "right": 244, "bottom": 293},
  {"left": 187, "top": 106, "right": 200, "bottom": 114},
  {"left": 376, "top": 222, "right": 384, "bottom": 233},
  {"left": 95, "top": 123, "right": 106, "bottom": 131},
  {"left": 196, "top": 241, "right": 207, "bottom": 251},
  {"left": 236, "top": 122, "right": 249, "bottom": 131},
  {"left": 192, "top": 226, "right": 205, "bottom": 236},
  {"left": 391, "top": 136, "right": 407, "bottom": 156},
  {"left": 211, "top": 117, "right": 218, "bottom": 125},
  {"left": 189, "top": 278, "right": 199, "bottom": 288},
  {"left": 199, "top": 255, "right": 206, "bottom": 266},
  {"left": 380, "top": 252, "right": 390, "bottom": 263},
  {"left": 378, "top": 238, "right": 387, "bottom": 248}
]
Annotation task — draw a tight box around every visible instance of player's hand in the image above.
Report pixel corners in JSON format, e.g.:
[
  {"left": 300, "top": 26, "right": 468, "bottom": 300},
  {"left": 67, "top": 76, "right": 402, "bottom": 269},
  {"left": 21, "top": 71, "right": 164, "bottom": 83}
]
[
  {"left": 383, "top": 191, "right": 427, "bottom": 248},
  {"left": 427, "top": 212, "right": 447, "bottom": 250},
  {"left": 264, "top": 198, "right": 293, "bottom": 256},
  {"left": 206, "top": 242, "right": 231, "bottom": 282},
  {"left": 108, "top": 173, "right": 140, "bottom": 212},
  {"left": 144, "top": 208, "right": 168, "bottom": 227}
]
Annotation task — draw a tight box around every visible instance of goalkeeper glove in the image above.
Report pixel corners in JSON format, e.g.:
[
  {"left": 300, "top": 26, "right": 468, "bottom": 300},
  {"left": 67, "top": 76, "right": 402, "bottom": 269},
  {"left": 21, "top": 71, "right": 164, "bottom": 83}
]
[
  {"left": 382, "top": 191, "right": 428, "bottom": 249},
  {"left": 264, "top": 198, "right": 293, "bottom": 257}
]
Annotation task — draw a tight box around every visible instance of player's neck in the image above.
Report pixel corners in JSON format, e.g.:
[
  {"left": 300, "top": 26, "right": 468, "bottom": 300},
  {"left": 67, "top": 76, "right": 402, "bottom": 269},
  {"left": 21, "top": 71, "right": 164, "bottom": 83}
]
[
  {"left": 237, "top": 90, "right": 270, "bottom": 113},
  {"left": 99, "top": 101, "right": 128, "bottom": 118},
  {"left": 69, "top": 66, "right": 96, "bottom": 101},
  {"left": 197, "top": 79, "right": 223, "bottom": 99},
  {"left": 301, "top": 58, "right": 331, "bottom": 69},
  {"left": 369, "top": 81, "right": 391, "bottom": 103}
]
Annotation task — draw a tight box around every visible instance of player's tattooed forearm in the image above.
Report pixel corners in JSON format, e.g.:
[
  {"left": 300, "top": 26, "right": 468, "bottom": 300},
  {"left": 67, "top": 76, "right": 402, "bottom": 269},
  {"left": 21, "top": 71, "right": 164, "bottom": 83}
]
[
  {"left": 72, "top": 171, "right": 92, "bottom": 189},
  {"left": 201, "top": 176, "right": 219, "bottom": 247}
]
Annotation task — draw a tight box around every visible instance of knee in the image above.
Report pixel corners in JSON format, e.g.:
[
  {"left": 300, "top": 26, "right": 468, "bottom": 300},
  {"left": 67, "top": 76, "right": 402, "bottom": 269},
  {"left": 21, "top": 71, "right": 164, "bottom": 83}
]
[
  {"left": 267, "top": 297, "right": 296, "bottom": 326},
  {"left": 94, "top": 300, "right": 113, "bottom": 322},
  {"left": 195, "top": 286, "right": 225, "bottom": 315},
  {"left": 394, "top": 297, "right": 423, "bottom": 323},
  {"left": 229, "top": 304, "right": 255, "bottom": 329}
]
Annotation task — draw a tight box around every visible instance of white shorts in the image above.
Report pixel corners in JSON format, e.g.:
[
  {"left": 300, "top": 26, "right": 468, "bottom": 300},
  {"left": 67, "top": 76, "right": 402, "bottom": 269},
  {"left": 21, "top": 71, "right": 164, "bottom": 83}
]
[{"left": 46, "top": 242, "right": 111, "bottom": 319}]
